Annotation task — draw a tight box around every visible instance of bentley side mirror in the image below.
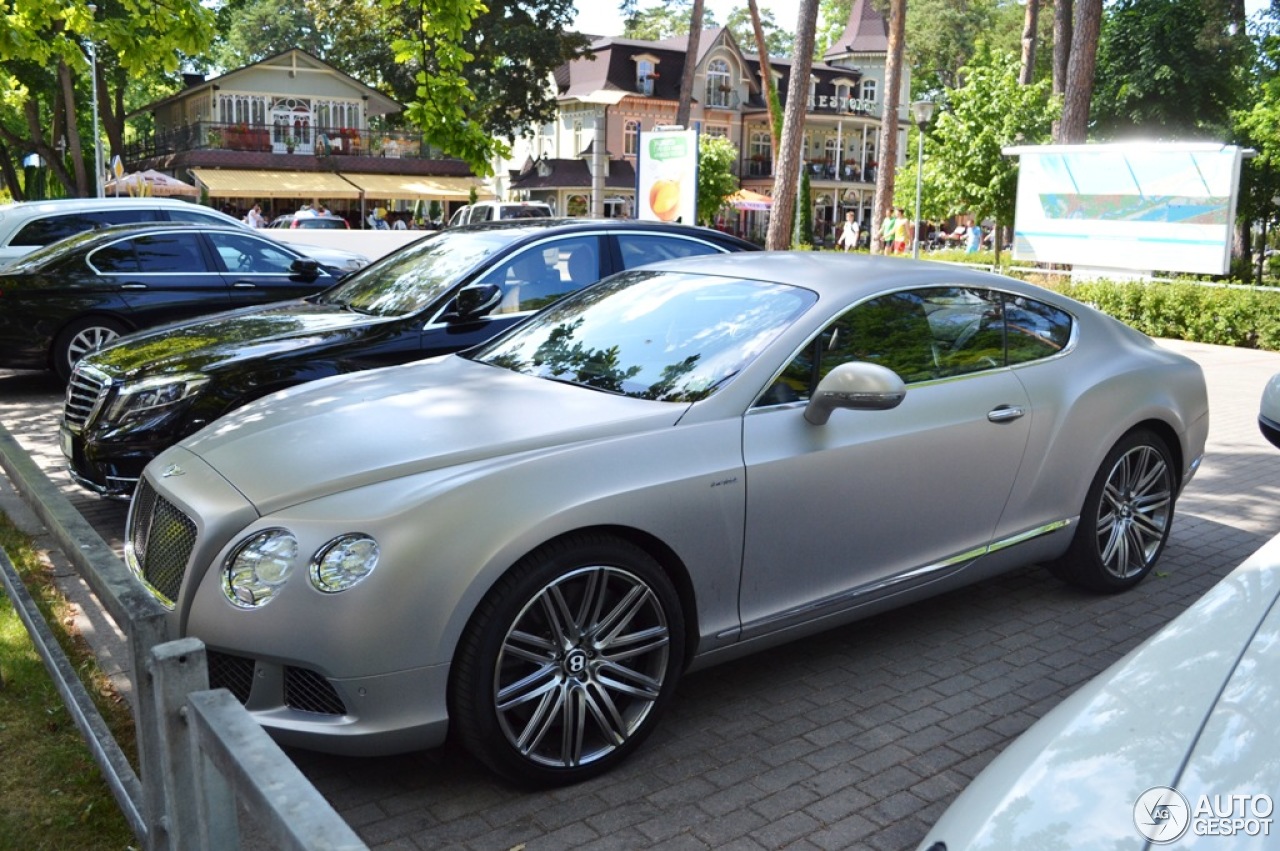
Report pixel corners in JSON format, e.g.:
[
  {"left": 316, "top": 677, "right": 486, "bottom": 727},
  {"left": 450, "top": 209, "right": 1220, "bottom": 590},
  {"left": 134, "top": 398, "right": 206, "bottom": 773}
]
[{"left": 804, "top": 362, "right": 907, "bottom": 425}]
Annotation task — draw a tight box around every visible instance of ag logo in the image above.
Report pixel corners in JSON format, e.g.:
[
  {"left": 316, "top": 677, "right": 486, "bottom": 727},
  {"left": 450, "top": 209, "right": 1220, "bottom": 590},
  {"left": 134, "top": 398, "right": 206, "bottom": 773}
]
[{"left": 1135, "top": 786, "right": 1191, "bottom": 844}]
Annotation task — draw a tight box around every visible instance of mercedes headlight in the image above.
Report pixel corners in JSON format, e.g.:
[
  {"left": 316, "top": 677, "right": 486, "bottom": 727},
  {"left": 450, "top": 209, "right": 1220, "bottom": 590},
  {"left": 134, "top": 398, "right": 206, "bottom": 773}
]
[
  {"left": 105, "top": 373, "right": 209, "bottom": 425},
  {"left": 310, "top": 534, "right": 379, "bottom": 593},
  {"left": 223, "top": 529, "right": 299, "bottom": 609}
]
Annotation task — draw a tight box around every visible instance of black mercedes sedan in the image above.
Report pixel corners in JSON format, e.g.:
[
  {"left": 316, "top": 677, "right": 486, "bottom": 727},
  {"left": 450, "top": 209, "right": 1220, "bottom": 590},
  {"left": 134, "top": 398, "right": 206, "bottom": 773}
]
[
  {"left": 61, "top": 218, "right": 757, "bottom": 496},
  {"left": 0, "top": 222, "right": 337, "bottom": 380}
]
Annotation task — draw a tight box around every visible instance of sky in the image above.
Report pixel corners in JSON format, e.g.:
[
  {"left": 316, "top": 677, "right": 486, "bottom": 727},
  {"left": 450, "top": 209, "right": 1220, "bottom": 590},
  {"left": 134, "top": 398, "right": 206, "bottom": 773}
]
[{"left": 571, "top": 0, "right": 789, "bottom": 39}]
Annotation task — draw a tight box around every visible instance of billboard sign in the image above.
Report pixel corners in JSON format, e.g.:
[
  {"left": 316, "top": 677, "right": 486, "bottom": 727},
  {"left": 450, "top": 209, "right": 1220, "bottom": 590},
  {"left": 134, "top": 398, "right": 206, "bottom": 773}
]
[
  {"left": 637, "top": 129, "right": 698, "bottom": 224},
  {"left": 1004, "top": 143, "right": 1246, "bottom": 275}
]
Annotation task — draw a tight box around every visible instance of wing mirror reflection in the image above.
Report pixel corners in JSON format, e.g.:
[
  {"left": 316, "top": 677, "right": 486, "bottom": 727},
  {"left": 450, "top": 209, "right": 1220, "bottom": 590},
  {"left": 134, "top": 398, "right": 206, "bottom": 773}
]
[
  {"left": 804, "top": 362, "right": 907, "bottom": 425},
  {"left": 289, "top": 258, "right": 321, "bottom": 280},
  {"left": 452, "top": 283, "right": 503, "bottom": 319}
]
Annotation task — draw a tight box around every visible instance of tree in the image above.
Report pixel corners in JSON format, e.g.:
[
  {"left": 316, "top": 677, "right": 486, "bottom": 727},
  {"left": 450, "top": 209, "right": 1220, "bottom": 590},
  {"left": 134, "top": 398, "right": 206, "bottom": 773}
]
[
  {"left": 676, "top": 0, "right": 705, "bottom": 127},
  {"left": 766, "top": 0, "right": 821, "bottom": 250},
  {"left": 697, "top": 134, "right": 740, "bottom": 226},
  {"left": 1091, "top": 0, "right": 1250, "bottom": 141},
  {"left": 725, "top": 6, "right": 792, "bottom": 57},
  {"left": 917, "top": 46, "right": 1056, "bottom": 246},
  {"left": 0, "top": 0, "right": 215, "bottom": 198},
  {"left": 1057, "top": 0, "right": 1102, "bottom": 142},
  {"left": 870, "top": 0, "right": 906, "bottom": 254},
  {"left": 621, "top": 0, "right": 717, "bottom": 40}
]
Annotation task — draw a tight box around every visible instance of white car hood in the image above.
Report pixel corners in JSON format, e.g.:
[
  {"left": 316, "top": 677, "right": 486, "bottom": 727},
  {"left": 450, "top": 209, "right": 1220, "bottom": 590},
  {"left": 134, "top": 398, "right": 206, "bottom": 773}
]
[
  {"left": 919, "top": 533, "right": 1280, "bottom": 850},
  {"left": 180, "top": 355, "right": 685, "bottom": 514}
]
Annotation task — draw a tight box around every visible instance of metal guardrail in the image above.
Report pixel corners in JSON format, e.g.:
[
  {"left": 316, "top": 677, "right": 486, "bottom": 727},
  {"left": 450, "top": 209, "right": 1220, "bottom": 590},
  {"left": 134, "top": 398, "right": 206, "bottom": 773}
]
[{"left": 0, "top": 421, "right": 367, "bottom": 851}]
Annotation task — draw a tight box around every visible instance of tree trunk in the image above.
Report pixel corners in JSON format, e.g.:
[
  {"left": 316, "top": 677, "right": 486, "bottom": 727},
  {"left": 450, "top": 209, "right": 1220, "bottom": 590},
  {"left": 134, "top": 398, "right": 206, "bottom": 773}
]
[
  {"left": 870, "top": 0, "right": 906, "bottom": 254},
  {"left": 1051, "top": 0, "right": 1071, "bottom": 139},
  {"left": 766, "top": 0, "right": 820, "bottom": 250},
  {"left": 58, "top": 59, "right": 90, "bottom": 195},
  {"left": 1020, "top": 0, "right": 1041, "bottom": 86},
  {"left": 747, "top": 0, "right": 782, "bottom": 152},
  {"left": 1058, "top": 0, "right": 1101, "bottom": 143},
  {"left": 676, "top": 0, "right": 704, "bottom": 128}
]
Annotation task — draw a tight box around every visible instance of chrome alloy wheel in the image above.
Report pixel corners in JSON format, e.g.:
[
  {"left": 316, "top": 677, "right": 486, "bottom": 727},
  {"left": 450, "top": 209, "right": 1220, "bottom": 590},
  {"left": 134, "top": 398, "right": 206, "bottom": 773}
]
[
  {"left": 1094, "top": 443, "right": 1173, "bottom": 580},
  {"left": 66, "top": 324, "right": 122, "bottom": 364},
  {"left": 492, "top": 565, "right": 671, "bottom": 770}
]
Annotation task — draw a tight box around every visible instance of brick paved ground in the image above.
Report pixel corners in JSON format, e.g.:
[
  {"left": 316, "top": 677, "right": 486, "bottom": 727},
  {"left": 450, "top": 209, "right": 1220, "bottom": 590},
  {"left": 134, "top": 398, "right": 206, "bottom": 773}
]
[{"left": 4, "top": 338, "right": 1280, "bottom": 851}]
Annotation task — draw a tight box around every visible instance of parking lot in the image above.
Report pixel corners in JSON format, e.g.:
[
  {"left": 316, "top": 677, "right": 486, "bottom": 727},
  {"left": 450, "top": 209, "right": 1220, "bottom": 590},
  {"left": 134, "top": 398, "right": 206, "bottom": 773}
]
[{"left": 4, "top": 337, "right": 1280, "bottom": 851}]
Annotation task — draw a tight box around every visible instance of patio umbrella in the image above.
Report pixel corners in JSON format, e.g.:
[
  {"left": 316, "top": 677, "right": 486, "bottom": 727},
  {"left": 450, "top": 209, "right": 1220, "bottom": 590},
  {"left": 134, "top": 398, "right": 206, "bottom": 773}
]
[
  {"left": 727, "top": 188, "right": 773, "bottom": 211},
  {"left": 104, "top": 169, "right": 200, "bottom": 197}
]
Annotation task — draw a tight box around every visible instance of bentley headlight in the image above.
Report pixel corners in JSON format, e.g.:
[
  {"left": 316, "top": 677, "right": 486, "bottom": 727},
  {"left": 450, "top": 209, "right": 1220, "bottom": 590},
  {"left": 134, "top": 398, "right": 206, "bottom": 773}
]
[
  {"left": 223, "top": 529, "right": 299, "bottom": 608},
  {"left": 310, "top": 534, "right": 379, "bottom": 593},
  {"left": 105, "top": 373, "right": 209, "bottom": 425}
]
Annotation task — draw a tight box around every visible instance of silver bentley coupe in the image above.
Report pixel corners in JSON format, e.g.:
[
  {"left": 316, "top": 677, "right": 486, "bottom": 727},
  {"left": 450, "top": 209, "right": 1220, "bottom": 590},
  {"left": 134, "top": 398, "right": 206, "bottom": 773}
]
[{"left": 124, "top": 252, "right": 1209, "bottom": 786}]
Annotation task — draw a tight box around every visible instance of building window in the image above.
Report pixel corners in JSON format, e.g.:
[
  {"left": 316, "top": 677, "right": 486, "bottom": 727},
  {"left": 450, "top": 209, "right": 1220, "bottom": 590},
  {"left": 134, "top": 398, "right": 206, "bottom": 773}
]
[
  {"left": 573, "top": 119, "right": 584, "bottom": 156},
  {"left": 706, "top": 58, "right": 731, "bottom": 108},
  {"left": 861, "top": 79, "right": 877, "bottom": 102},
  {"left": 705, "top": 125, "right": 729, "bottom": 139},
  {"left": 637, "top": 59, "right": 656, "bottom": 95},
  {"left": 624, "top": 120, "right": 639, "bottom": 156}
]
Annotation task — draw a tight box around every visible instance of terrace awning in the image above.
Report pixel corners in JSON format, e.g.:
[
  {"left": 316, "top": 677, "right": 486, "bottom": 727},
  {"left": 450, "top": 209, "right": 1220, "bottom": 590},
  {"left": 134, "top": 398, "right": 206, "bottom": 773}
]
[
  {"left": 338, "top": 173, "right": 495, "bottom": 201},
  {"left": 190, "top": 168, "right": 363, "bottom": 200}
]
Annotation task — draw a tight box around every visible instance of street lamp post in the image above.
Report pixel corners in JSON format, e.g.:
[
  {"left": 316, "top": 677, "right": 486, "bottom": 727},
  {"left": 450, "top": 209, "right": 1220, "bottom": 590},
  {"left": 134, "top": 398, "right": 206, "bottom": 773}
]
[
  {"left": 88, "top": 4, "right": 104, "bottom": 198},
  {"left": 910, "top": 99, "right": 934, "bottom": 260}
]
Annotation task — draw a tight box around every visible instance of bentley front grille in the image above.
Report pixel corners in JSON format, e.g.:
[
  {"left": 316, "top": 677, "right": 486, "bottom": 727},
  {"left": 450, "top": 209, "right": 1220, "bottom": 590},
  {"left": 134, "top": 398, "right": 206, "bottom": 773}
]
[{"left": 127, "top": 478, "right": 197, "bottom": 606}]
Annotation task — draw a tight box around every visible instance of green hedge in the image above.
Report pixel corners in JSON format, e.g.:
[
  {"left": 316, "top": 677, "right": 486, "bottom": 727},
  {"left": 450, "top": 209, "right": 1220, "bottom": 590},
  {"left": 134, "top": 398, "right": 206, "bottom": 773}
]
[{"left": 1038, "top": 278, "right": 1280, "bottom": 351}]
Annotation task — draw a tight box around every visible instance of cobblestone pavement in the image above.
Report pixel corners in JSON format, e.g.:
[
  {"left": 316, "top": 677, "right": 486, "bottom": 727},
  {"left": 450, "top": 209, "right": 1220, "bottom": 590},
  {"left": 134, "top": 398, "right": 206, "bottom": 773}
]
[{"left": 4, "top": 338, "right": 1280, "bottom": 851}]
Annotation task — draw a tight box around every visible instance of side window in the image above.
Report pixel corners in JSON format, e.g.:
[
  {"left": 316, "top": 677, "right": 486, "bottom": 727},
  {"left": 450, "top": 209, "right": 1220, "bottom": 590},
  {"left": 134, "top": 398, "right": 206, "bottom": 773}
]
[
  {"left": 88, "top": 241, "right": 140, "bottom": 273},
  {"left": 762, "top": 291, "right": 941, "bottom": 407},
  {"left": 469, "top": 206, "right": 493, "bottom": 224},
  {"left": 1004, "top": 296, "right": 1072, "bottom": 364},
  {"left": 165, "top": 207, "right": 227, "bottom": 226},
  {"left": 11, "top": 215, "right": 100, "bottom": 247},
  {"left": 483, "top": 236, "right": 601, "bottom": 314},
  {"left": 207, "top": 232, "right": 299, "bottom": 274},
  {"left": 86, "top": 209, "right": 161, "bottom": 227},
  {"left": 615, "top": 234, "right": 724, "bottom": 270},
  {"left": 129, "top": 233, "right": 211, "bottom": 273}
]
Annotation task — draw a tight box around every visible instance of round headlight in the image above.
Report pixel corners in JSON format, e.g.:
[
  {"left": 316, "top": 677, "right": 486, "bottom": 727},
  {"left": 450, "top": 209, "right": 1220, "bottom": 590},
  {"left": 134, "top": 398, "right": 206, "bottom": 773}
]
[
  {"left": 223, "top": 529, "right": 299, "bottom": 609},
  {"left": 310, "top": 534, "right": 379, "bottom": 593}
]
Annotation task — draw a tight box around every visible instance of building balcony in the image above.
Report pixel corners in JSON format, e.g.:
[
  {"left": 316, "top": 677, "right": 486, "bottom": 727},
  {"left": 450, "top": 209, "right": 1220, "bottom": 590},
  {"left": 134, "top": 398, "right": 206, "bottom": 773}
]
[{"left": 122, "top": 122, "right": 439, "bottom": 164}]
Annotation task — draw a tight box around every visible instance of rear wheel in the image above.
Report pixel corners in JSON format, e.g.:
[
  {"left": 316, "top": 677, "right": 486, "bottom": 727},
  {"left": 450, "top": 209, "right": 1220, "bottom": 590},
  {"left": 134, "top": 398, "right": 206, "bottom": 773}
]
[
  {"left": 450, "top": 534, "right": 684, "bottom": 786},
  {"left": 1051, "top": 429, "right": 1176, "bottom": 592},
  {"left": 53, "top": 316, "right": 128, "bottom": 382}
]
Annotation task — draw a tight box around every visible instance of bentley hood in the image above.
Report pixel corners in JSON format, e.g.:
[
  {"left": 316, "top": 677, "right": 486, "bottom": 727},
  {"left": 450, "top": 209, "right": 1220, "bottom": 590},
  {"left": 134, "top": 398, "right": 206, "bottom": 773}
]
[
  {"left": 86, "top": 299, "right": 387, "bottom": 378},
  {"left": 176, "top": 355, "right": 685, "bottom": 514}
]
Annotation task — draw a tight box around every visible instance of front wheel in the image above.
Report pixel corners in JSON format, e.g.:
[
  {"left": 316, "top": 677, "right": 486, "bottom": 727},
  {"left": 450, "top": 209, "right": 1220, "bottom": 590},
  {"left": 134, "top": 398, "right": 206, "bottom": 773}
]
[
  {"left": 450, "top": 534, "right": 684, "bottom": 786},
  {"left": 1050, "top": 429, "right": 1176, "bottom": 593}
]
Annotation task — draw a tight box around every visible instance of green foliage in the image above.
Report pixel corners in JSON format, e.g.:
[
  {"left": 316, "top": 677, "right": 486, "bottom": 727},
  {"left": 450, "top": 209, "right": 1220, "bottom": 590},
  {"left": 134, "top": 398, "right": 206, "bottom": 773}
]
[
  {"left": 1045, "top": 278, "right": 1280, "bottom": 350},
  {"left": 622, "top": 0, "right": 717, "bottom": 39},
  {"left": 725, "top": 6, "right": 792, "bottom": 57},
  {"left": 797, "top": 166, "right": 814, "bottom": 247},
  {"left": 918, "top": 45, "right": 1056, "bottom": 229},
  {"left": 1092, "top": 0, "right": 1251, "bottom": 140},
  {"left": 0, "top": 517, "right": 136, "bottom": 849},
  {"left": 385, "top": 0, "right": 506, "bottom": 176},
  {"left": 696, "top": 134, "right": 739, "bottom": 226}
]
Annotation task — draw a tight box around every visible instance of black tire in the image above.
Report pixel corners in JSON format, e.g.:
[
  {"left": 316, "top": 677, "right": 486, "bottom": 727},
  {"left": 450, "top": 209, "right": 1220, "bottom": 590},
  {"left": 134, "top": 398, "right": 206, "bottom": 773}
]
[
  {"left": 450, "top": 533, "right": 684, "bottom": 786},
  {"left": 53, "top": 316, "right": 128, "bottom": 382},
  {"left": 1050, "top": 429, "right": 1176, "bottom": 593}
]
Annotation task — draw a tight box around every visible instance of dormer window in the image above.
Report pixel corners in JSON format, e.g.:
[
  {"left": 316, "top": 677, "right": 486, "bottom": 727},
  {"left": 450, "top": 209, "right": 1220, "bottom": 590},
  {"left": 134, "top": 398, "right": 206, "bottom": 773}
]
[
  {"left": 636, "top": 58, "right": 658, "bottom": 95},
  {"left": 705, "top": 58, "right": 732, "bottom": 108}
]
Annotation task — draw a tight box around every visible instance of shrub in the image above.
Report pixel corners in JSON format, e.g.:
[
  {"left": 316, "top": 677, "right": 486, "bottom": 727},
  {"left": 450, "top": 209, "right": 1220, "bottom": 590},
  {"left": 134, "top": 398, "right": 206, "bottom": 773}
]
[{"left": 1041, "top": 278, "right": 1280, "bottom": 351}]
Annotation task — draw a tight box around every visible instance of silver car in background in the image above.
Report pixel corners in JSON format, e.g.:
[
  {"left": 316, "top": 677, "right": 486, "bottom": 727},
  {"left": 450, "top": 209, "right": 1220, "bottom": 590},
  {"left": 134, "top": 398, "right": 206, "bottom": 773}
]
[{"left": 124, "top": 253, "right": 1209, "bottom": 786}]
